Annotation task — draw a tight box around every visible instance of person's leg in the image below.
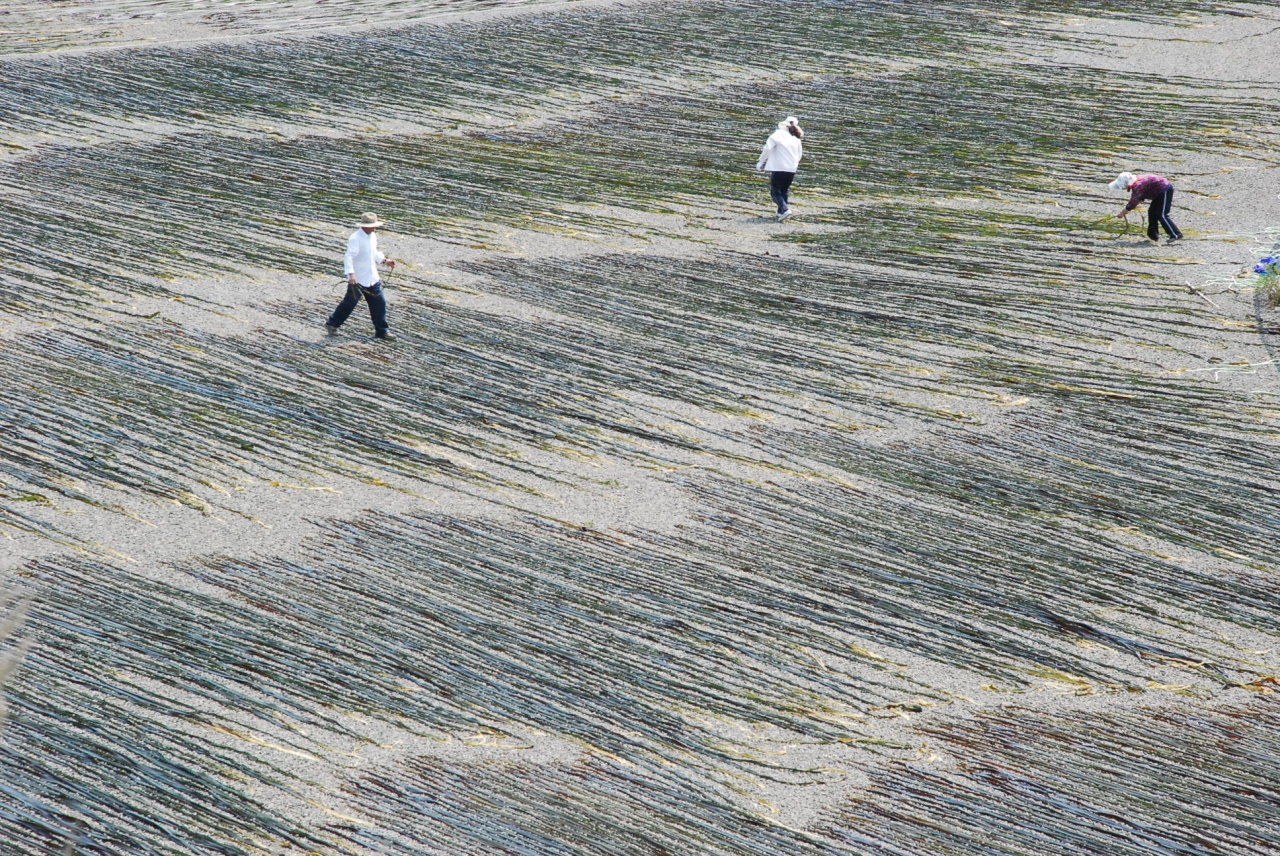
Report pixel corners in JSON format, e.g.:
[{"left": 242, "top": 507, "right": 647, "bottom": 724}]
[
  {"left": 326, "top": 283, "right": 361, "bottom": 328},
  {"left": 1146, "top": 189, "right": 1163, "bottom": 241},
  {"left": 776, "top": 172, "right": 795, "bottom": 212},
  {"left": 1158, "top": 186, "right": 1182, "bottom": 239},
  {"left": 769, "top": 172, "right": 787, "bottom": 214},
  {"left": 362, "top": 282, "right": 389, "bottom": 335}
]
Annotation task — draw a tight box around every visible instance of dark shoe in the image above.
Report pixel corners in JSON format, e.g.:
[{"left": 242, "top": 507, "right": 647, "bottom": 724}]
[
  {"left": 1167, "top": 235, "right": 1181, "bottom": 244},
  {"left": 375, "top": 330, "right": 396, "bottom": 341},
  {"left": 324, "top": 323, "right": 339, "bottom": 335}
]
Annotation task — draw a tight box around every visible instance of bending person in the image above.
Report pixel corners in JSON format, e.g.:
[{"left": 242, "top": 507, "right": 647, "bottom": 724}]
[
  {"left": 326, "top": 212, "right": 397, "bottom": 340},
  {"left": 756, "top": 116, "right": 804, "bottom": 222},
  {"left": 1111, "top": 172, "right": 1182, "bottom": 244}
]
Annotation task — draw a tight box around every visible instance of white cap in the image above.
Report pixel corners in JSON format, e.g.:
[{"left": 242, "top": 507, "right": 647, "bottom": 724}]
[
  {"left": 1109, "top": 172, "right": 1136, "bottom": 191},
  {"left": 785, "top": 116, "right": 800, "bottom": 126}
]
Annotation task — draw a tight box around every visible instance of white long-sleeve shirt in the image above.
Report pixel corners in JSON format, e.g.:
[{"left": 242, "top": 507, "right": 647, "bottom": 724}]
[
  {"left": 757, "top": 124, "right": 804, "bottom": 173},
  {"left": 344, "top": 228, "right": 385, "bottom": 287}
]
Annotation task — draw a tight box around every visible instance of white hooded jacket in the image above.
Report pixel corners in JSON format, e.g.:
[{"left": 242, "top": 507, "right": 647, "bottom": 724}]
[{"left": 757, "top": 121, "right": 804, "bottom": 173}]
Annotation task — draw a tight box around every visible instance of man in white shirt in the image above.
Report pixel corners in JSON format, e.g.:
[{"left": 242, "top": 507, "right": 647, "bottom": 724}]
[
  {"left": 756, "top": 116, "right": 804, "bottom": 221},
  {"left": 325, "top": 212, "right": 398, "bottom": 340}
]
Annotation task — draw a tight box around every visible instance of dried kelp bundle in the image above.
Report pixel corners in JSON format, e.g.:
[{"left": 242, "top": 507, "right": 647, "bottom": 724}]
[
  {"left": 7, "top": 495, "right": 1274, "bottom": 853},
  {"left": 2, "top": 525, "right": 892, "bottom": 854},
  {"left": 666, "top": 469, "right": 1275, "bottom": 686},
  {"left": 0, "top": 0, "right": 569, "bottom": 55},
  {"left": 0, "top": 589, "right": 28, "bottom": 729},
  {"left": 0, "top": 580, "right": 329, "bottom": 853},
  {"left": 341, "top": 755, "right": 839, "bottom": 856},
  {"left": 2, "top": 0, "right": 1266, "bottom": 320},
  {"left": 818, "top": 698, "right": 1280, "bottom": 856}
]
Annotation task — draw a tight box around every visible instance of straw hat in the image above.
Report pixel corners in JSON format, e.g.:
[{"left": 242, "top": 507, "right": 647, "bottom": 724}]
[
  {"left": 1108, "top": 172, "right": 1136, "bottom": 191},
  {"left": 358, "top": 212, "right": 385, "bottom": 228}
]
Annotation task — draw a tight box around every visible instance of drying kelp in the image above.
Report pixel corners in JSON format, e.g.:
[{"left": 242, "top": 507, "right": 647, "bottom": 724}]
[
  {"left": 465, "top": 245, "right": 1278, "bottom": 568},
  {"left": 666, "top": 469, "right": 1275, "bottom": 686},
  {"left": 0, "top": 0, "right": 569, "bottom": 56},
  {"left": 1, "top": 0, "right": 1201, "bottom": 138},
  {"left": 2, "top": 0, "right": 1268, "bottom": 323},
  {"left": 0, "top": 588, "right": 27, "bottom": 730},
  {"left": 342, "top": 755, "right": 842, "bottom": 856},
  {"left": 0, "top": 524, "right": 892, "bottom": 854},
  {"left": 0, "top": 319, "right": 519, "bottom": 524},
  {"left": 818, "top": 697, "right": 1280, "bottom": 856},
  {"left": 1, "top": 0, "right": 1278, "bottom": 854},
  {"left": 4, "top": 498, "right": 1274, "bottom": 853},
  {"left": 2, "top": 176, "right": 1272, "bottom": 543}
]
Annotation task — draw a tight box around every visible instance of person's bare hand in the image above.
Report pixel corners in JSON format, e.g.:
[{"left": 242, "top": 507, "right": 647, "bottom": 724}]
[
  {"left": 385, "top": 259, "right": 397, "bottom": 270},
  {"left": 1116, "top": 210, "right": 1128, "bottom": 219},
  {"left": 348, "top": 274, "right": 357, "bottom": 285}
]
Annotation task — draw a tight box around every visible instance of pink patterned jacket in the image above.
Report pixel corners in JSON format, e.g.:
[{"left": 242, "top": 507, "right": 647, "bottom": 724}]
[{"left": 1124, "top": 174, "right": 1171, "bottom": 211}]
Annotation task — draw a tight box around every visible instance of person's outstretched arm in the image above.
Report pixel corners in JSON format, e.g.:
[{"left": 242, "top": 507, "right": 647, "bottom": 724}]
[
  {"left": 1125, "top": 181, "right": 1145, "bottom": 212},
  {"left": 756, "top": 138, "right": 773, "bottom": 170}
]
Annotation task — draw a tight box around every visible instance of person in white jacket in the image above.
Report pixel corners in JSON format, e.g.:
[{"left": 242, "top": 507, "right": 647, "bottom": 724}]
[{"left": 756, "top": 116, "right": 804, "bottom": 221}]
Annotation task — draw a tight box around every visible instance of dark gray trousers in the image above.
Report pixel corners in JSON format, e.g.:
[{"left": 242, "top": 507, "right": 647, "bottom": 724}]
[
  {"left": 769, "top": 171, "right": 795, "bottom": 214},
  {"left": 1147, "top": 186, "right": 1181, "bottom": 240}
]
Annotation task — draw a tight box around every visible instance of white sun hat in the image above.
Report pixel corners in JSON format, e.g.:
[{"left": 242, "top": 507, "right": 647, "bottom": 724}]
[
  {"left": 358, "top": 212, "right": 385, "bottom": 228},
  {"left": 1109, "top": 172, "right": 1136, "bottom": 191}
]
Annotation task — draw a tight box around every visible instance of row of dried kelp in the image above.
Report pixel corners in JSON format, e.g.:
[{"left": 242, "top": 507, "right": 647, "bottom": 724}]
[
  {"left": 4, "top": 498, "right": 1274, "bottom": 853},
  {"left": 817, "top": 697, "right": 1280, "bottom": 855},
  {"left": 3, "top": 130, "right": 1272, "bottom": 548},
  {"left": 2, "top": 0, "right": 1268, "bottom": 322}
]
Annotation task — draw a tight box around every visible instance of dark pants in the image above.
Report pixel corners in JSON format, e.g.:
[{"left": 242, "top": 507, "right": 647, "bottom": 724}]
[
  {"left": 769, "top": 171, "right": 795, "bottom": 214},
  {"left": 1147, "top": 186, "right": 1182, "bottom": 240},
  {"left": 327, "top": 281, "right": 388, "bottom": 334}
]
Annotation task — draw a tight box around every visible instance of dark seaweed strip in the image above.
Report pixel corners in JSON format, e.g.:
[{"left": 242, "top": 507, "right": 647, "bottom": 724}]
[
  {"left": 341, "top": 756, "right": 859, "bottom": 856},
  {"left": 818, "top": 699, "right": 1280, "bottom": 856},
  {"left": 669, "top": 471, "right": 1273, "bottom": 680}
]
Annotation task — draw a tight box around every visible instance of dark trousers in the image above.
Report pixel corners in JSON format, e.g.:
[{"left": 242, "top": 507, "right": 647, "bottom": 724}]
[
  {"left": 327, "top": 281, "right": 388, "bottom": 334},
  {"left": 769, "top": 171, "right": 795, "bottom": 214},
  {"left": 1147, "top": 186, "right": 1182, "bottom": 240}
]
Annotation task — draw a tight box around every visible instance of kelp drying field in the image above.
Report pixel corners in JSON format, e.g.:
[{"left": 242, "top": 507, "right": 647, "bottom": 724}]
[
  {"left": 0, "top": 0, "right": 572, "bottom": 55},
  {"left": 1, "top": 0, "right": 1279, "bottom": 854}
]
